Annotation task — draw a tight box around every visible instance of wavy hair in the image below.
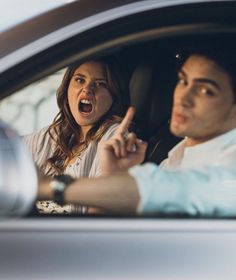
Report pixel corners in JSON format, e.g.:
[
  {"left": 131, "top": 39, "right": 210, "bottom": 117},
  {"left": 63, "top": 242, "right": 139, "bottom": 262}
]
[{"left": 44, "top": 56, "right": 128, "bottom": 174}]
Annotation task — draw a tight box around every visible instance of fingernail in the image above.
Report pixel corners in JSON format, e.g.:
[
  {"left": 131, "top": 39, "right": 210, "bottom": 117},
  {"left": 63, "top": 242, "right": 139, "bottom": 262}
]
[{"left": 131, "top": 145, "right": 137, "bottom": 152}]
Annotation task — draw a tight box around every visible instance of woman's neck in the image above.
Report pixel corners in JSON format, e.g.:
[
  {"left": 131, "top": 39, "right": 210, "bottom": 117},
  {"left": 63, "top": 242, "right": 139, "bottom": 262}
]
[{"left": 80, "top": 125, "right": 92, "bottom": 142}]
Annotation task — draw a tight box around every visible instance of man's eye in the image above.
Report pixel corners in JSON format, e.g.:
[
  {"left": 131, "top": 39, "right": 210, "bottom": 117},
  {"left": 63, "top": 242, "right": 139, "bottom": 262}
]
[
  {"left": 198, "top": 87, "right": 215, "bottom": 97},
  {"left": 177, "top": 77, "right": 186, "bottom": 85}
]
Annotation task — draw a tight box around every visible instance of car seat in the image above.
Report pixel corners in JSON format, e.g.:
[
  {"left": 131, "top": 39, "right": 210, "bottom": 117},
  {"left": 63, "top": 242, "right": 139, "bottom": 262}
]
[{"left": 129, "top": 52, "right": 181, "bottom": 164}]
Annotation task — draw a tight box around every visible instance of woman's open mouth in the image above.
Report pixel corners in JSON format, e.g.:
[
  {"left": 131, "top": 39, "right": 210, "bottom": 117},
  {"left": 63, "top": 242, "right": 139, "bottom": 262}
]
[{"left": 79, "top": 99, "right": 93, "bottom": 114}]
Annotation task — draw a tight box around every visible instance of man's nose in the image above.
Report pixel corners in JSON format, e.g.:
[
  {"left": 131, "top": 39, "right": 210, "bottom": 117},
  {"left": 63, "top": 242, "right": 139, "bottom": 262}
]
[{"left": 175, "top": 87, "right": 194, "bottom": 107}]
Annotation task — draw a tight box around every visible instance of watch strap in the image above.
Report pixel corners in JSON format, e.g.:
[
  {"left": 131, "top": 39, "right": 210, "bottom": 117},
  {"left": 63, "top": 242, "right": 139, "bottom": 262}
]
[{"left": 50, "top": 174, "right": 75, "bottom": 206}]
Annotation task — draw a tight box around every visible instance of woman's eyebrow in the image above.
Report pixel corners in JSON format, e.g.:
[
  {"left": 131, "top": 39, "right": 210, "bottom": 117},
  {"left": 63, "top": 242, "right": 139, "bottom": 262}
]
[
  {"left": 73, "top": 73, "right": 86, "bottom": 77},
  {"left": 73, "top": 73, "right": 106, "bottom": 81},
  {"left": 94, "top": 78, "right": 107, "bottom": 81}
]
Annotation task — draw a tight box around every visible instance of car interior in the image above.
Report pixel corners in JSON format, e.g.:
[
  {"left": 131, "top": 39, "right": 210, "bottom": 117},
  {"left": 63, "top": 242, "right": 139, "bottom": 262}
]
[
  {"left": 29, "top": 41, "right": 183, "bottom": 217},
  {"left": 124, "top": 42, "right": 182, "bottom": 164},
  {"left": 108, "top": 33, "right": 236, "bottom": 166}
]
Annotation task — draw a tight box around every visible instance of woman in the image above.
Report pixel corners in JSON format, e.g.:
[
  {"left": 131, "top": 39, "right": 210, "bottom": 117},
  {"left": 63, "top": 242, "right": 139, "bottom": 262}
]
[{"left": 24, "top": 56, "right": 128, "bottom": 214}]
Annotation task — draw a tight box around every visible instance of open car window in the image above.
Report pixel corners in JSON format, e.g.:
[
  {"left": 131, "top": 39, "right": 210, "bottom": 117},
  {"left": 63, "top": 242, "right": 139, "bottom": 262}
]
[
  {"left": 1, "top": 0, "right": 236, "bottom": 219},
  {"left": 0, "top": 70, "right": 65, "bottom": 136},
  {"left": 2, "top": 2, "right": 236, "bottom": 279},
  {"left": 1, "top": 35, "right": 236, "bottom": 219}
]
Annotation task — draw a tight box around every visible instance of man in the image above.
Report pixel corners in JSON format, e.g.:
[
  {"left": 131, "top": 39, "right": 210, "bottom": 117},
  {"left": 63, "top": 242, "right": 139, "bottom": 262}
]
[{"left": 39, "top": 46, "right": 236, "bottom": 217}]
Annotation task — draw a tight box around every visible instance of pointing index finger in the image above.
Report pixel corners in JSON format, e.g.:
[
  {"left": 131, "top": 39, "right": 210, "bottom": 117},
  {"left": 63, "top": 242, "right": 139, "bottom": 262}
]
[{"left": 116, "top": 107, "right": 135, "bottom": 134}]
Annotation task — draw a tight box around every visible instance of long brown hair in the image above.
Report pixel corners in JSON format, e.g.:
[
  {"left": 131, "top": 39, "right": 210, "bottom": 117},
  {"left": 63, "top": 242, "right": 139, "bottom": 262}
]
[{"left": 44, "top": 56, "right": 128, "bottom": 174}]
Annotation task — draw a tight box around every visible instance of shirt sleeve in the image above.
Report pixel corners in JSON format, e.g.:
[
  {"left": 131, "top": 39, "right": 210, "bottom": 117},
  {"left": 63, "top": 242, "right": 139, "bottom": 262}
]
[{"left": 129, "top": 162, "right": 236, "bottom": 217}]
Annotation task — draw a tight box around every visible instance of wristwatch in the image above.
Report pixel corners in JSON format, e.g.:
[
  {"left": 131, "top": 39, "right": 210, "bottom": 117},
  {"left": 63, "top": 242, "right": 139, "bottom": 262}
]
[{"left": 50, "top": 174, "right": 75, "bottom": 206}]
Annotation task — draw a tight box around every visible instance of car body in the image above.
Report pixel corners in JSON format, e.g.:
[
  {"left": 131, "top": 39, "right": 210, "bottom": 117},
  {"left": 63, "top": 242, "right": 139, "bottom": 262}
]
[{"left": 1, "top": 0, "right": 236, "bottom": 279}]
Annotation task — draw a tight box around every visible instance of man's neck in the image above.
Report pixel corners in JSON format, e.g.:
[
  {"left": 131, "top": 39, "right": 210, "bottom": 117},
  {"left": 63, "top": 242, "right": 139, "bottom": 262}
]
[
  {"left": 186, "top": 129, "right": 235, "bottom": 147},
  {"left": 185, "top": 138, "right": 206, "bottom": 147}
]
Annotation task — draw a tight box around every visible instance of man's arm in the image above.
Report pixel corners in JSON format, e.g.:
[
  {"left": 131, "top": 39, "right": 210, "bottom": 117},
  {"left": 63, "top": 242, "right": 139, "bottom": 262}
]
[
  {"left": 38, "top": 172, "right": 140, "bottom": 213},
  {"left": 38, "top": 107, "right": 146, "bottom": 213}
]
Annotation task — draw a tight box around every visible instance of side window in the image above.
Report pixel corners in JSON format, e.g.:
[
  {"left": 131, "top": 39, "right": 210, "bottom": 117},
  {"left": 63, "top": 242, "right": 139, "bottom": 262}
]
[{"left": 0, "top": 69, "right": 65, "bottom": 136}]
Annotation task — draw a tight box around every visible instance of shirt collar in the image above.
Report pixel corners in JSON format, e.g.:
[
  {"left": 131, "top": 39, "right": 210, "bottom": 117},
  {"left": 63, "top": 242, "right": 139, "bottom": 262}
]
[{"left": 167, "top": 128, "right": 236, "bottom": 168}]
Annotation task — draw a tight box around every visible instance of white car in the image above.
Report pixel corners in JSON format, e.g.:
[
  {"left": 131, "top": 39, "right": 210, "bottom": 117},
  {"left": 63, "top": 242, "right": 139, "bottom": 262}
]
[{"left": 1, "top": 0, "right": 236, "bottom": 279}]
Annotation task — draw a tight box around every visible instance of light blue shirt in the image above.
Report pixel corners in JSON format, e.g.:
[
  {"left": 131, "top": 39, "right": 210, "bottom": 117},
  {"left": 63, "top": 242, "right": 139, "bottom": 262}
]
[{"left": 129, "top": 128, "right": 236, "bottom": 216}]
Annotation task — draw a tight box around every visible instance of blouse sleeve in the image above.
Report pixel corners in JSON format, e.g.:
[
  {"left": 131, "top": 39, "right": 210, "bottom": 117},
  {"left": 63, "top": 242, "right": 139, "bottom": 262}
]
[
  {"left": 88, "top": 123, "right": 120, "bottom": 177},
  {"left": 23, "top": 126, "right": 53, "bottom": 170}
]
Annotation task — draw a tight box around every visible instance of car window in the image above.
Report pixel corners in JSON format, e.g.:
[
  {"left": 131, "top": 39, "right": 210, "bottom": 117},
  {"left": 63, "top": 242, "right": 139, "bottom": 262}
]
[
  {"left": 1, "top": 0, "right": 236, "bottom": 219},
  {"left": 0, "top": 69, "right": 65, "bottom": 136}
]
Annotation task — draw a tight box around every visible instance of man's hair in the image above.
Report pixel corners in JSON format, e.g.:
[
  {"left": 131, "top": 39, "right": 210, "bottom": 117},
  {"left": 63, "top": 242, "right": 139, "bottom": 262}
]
[{"left": 177, "top": 39, "right": 236, "bottom": 102}]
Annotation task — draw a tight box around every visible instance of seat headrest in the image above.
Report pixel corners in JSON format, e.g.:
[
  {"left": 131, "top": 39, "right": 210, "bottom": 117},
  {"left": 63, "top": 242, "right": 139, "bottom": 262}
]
[{"left": 129, "top": 56, "right": 176, "bottom": 140}]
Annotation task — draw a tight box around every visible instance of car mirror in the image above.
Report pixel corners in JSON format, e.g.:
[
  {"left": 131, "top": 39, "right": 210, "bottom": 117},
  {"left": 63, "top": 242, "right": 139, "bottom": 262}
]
[{"left": 0, "top": 121, "right": 37, "bottom": 217}]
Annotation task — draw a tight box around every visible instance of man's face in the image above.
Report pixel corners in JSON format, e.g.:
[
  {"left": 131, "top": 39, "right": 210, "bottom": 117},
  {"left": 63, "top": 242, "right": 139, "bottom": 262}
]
[{"left": 170, "top": 55, "right": 236, "bottom": 145}]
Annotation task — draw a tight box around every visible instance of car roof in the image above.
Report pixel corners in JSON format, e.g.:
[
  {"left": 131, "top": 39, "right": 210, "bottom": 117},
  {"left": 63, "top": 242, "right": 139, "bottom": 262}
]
[
  {"left": 0, "top": 0, "right": 71, "bottom": 32},
  {"left": 1, "top": 0, "right": 232, "bottom": 68},
  {"left": 1, "top": 0, "right": 236, "bottom": 98}
]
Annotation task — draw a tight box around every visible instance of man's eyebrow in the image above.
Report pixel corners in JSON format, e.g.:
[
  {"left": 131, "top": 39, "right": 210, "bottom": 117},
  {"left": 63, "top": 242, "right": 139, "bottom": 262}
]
[
  {"left": 179, "top": 69, "right": 221, "bottom": 90},
  {"left": 178, "top": 69, "right": 187, "bottom": 77},
  {"left": 195, "top": 78, "right": 221, "bottom": 90}
]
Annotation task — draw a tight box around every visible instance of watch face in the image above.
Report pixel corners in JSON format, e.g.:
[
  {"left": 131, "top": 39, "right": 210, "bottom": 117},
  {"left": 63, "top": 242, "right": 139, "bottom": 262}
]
[
  {"left": 50, "top": 180, "right": 66, "bottom": 206},
  {"left": 52, "top": 181, "right": 66, "bottom": 192}
]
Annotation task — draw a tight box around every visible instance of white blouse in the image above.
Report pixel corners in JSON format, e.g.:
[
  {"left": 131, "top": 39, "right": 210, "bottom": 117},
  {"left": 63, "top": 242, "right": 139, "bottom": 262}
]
[{"left": 24, "top": 123, "right": 119, "bottom": 214}]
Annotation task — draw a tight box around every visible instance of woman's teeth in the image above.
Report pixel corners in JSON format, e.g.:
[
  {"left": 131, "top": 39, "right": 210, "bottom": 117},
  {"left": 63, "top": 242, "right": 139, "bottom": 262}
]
[
  {"left": 79, "top": 99, "right": 93, "bottom": 113},
  {"left": 81, "top": 99, "right": 91, "bottom": 104}
]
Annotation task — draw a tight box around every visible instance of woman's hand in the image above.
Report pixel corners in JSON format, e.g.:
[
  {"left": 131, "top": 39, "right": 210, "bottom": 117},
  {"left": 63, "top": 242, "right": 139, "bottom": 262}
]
[{"left": 98, "top": 107, "right": 147, "bottom": 174}]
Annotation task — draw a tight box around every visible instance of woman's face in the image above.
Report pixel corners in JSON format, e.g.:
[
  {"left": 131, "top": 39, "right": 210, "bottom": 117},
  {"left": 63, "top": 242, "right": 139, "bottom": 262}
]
[{"left": 67, "top": 61, "right": 113, "bottom": 136}]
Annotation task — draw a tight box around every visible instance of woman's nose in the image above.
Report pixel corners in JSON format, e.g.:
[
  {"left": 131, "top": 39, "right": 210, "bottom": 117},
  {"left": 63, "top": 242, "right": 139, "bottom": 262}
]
[{"left": 82, "top": 83, "right": 94, "bottom": 94}]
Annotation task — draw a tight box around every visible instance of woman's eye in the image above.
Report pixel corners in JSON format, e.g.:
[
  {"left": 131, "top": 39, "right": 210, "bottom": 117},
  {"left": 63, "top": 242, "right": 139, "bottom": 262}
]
[
  {"left": 94, "top": 81, "right": 108, "bottom": 88},
  {"left": 75, "top": 77, "right": 85, "bottom": 84}
]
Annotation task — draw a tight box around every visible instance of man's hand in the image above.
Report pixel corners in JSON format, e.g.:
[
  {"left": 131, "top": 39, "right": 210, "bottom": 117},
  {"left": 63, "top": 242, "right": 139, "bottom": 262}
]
[
  {"left": 37, "top": 168, "right": 53, "bottom": 200},
  {"left": 99, "top": 107, "right": 147, "bottom": 174}
]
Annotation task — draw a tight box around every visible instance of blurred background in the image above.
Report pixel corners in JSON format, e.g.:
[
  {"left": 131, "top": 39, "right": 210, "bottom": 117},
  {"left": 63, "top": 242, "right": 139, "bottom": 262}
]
[{"left": 0, "top": 1, "right": 77, "bottom": 135}]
